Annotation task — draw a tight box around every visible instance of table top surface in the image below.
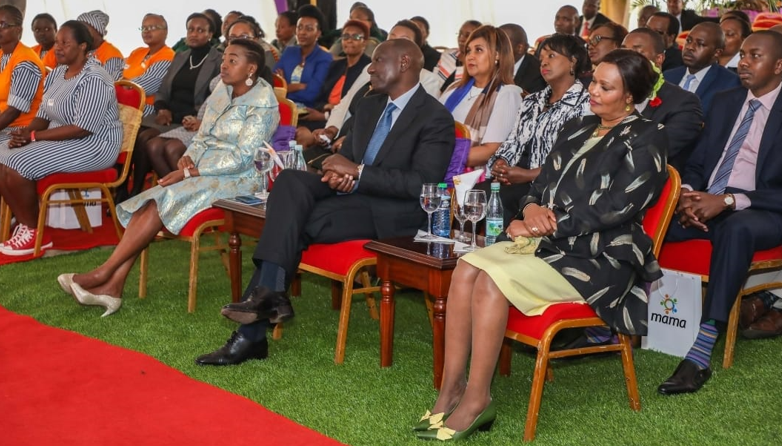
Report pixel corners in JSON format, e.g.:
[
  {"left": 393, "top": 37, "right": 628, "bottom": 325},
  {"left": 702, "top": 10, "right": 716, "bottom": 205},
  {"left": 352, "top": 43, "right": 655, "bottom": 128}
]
[
  {"left": 213, "top": 198, "right": 267, "bottom": 218},
  {"left": 366, "top": 235, "right": 484, "bottom": 269}
]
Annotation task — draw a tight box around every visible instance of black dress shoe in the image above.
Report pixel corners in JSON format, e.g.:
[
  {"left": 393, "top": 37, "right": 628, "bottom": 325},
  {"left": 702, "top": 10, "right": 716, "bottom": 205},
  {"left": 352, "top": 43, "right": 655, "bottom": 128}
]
[
  {"left": 195, "top": 331, "right": 268, "bottom": 366},
  {"left": 657, "top": 359, "right": 712, "bottom": 395},
  {"left": 221, "top": 286, "right": 294, "bottom": 324}
]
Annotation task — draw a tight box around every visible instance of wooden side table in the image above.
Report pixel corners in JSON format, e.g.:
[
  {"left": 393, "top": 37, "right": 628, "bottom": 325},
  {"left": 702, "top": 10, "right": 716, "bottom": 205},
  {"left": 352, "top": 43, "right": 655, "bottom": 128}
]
[{"left": 212, "top": 199, "right": 266, "bottom": 302}]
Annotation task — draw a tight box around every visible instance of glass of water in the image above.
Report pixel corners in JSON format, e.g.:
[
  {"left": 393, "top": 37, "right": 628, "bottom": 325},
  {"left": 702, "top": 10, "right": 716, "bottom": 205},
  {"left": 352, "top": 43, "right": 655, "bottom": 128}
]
[
  {"left": 419, "top": 183, "right": 441, "bottom": 240},
  {"left": 463, "top": 189, "right": 487, "bottom": 251}
]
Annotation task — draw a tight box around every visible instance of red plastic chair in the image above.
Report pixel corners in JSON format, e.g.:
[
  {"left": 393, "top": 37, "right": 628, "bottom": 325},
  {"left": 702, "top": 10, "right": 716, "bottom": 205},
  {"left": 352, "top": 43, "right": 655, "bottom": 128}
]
[
  {"left": 0, "top": 81, "right": 145, "bottom": 254},
  {"left": 657, "top": 240, "right": 782, "bottom": 369},
  {"left": 498, "top": 165, "right": 680, "bottom": 442}
]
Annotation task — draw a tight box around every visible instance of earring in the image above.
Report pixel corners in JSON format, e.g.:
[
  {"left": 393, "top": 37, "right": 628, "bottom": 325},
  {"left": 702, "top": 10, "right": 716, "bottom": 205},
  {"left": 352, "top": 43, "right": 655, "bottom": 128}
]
[
  {"left": 569, "top": 66, "right": 575, "bottom": 76},
  {"left": 245, "top": 75, "right": 254, "bottom": 87},
  {"left": 625, "top": 103, "right": 632, "bottom": 112}
]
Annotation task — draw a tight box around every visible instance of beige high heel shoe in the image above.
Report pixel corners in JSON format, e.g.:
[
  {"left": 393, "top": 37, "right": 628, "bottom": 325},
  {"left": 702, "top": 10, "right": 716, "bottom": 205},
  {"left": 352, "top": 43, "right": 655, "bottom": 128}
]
[
  {"left": 71, "top": 282, "right": 122, "bottom": 317},
  {"left": 57, "top": 273, "right": 75, "bottom": 297}
]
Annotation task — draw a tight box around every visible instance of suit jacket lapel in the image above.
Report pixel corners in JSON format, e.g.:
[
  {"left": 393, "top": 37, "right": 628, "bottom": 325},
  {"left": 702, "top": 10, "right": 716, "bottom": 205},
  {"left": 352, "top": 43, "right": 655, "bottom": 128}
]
[
  {"left": 353, "top": 96, "right": 386, "bottom": 163},
  {"left": 514, "top": 57, "right": 528, "bottom": 85},
  {"left": 756, "top": 92, "right": 782, "bottom": 178},
  {"left": 195, "top": 50, "right": 219, "bottom": 101},
  {"left": 371, "top": 87, "right": 426, "bottom": 165},
  {"left": 695, "top": 64, "right": 718, "bottom": 97}
]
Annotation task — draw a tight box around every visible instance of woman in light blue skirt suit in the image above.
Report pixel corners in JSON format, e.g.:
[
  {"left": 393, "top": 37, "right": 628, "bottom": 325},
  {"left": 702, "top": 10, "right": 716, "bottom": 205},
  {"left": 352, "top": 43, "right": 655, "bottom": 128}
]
[{"left": 58, "top": 40, "right": 280, "bottom": 317}]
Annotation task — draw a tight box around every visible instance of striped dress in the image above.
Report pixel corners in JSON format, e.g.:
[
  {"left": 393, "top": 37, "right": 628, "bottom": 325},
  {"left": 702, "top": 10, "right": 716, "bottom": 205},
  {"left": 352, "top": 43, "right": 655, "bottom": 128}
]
[
  {"left": 0, "top": 58, "right": 122, "bottom": 180},
  {"left": 0, "top": 52, "right": 43, "bottom": 140}
]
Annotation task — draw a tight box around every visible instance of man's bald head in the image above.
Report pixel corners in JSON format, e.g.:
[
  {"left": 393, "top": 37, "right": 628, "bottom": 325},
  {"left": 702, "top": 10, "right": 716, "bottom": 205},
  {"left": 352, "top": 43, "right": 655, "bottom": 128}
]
[
  {"left": 770, "top": 24, "right": 782, "bottom": 35},
  {"left": 499, "top": 23, "right": 529, "bottom": 61},
  {"left": 369, "top": 39, "right": 423, "bottom": 98}
]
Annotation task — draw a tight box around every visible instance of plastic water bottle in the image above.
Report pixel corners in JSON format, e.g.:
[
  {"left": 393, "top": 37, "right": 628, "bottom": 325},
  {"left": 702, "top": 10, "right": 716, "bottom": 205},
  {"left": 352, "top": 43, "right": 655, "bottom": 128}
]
[
  {"left": 432, "top": 183, "right": 451, "bottom": 238},
  {"left": 485, "top": 182, "right": 504, "bottom": 246},
  {"left": 288, "top": 140, "right": 296, "bottom": 151}
]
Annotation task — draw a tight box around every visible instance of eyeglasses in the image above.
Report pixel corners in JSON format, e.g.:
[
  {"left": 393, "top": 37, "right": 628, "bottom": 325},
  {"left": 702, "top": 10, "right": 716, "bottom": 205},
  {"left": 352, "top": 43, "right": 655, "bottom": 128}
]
[
  {"left": 341, "top": 33, "right": 365, "bottom": 41},
  {"left": 297, "top": 25, "right": 317, "bottom": 32},
  {"left": 139, "top": 25, "right": 167, "bottom": 32},
  {"left": 0, "top": 22, "right": 20, "bottom": 30},
  {"left": 228, "top": 34, "right": 256, "bottom": 42},
  {"left": 588, "top": 35, "right": 616, "bottom": 46}
]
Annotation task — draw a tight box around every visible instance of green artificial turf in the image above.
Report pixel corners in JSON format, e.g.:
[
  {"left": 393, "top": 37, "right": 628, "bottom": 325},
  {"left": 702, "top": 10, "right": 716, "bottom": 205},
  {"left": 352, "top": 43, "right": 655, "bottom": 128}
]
[{"left": 1, "top": 239, "right": 781, "bottom": 446}]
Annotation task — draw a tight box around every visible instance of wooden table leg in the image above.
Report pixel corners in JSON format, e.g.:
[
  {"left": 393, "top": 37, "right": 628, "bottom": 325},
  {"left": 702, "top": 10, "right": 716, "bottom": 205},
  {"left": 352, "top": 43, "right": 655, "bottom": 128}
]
[
  {"left": 229, "top": 231, "right": 242, "bottom": 302},
  {"left": 432, "top": 295, "right": 447, "bottom": 389},
  {"left": 380, "top": 279, "right": 396, "bottom": 367}
]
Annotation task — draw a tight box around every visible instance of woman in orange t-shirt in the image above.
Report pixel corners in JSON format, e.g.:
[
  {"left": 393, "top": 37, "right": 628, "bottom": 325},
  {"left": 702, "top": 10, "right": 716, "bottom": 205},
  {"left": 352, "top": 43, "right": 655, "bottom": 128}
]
[
  {"left": 123, "top": 14, "right": 175, "bottom": 117},
  {"left": 30, "top": 13, "right": 57, "bottom": 70}
]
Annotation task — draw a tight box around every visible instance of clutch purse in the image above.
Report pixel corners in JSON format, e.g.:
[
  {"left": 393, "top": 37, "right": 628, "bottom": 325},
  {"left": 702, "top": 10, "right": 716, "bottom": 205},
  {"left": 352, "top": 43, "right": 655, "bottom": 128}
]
[{"left": 504, "top": 236, "right": 541, "bottom": 255}]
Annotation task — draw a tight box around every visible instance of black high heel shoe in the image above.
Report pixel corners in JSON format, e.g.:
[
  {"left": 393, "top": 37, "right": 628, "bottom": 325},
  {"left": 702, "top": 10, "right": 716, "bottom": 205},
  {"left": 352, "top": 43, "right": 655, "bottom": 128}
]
[{"left": 415, "top": 400, "right": 496, "bottom": 441}]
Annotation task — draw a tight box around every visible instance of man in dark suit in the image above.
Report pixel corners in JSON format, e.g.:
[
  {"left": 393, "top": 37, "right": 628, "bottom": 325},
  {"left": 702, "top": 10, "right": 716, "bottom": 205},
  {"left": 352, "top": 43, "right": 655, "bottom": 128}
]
[
  {"left": 667, "top": 0, "right": 718, "bottom": 32},
  {"left": 576, "top": 0, "right": 611, "bottom": 39},
  {"left": 499, "top": 23, "right": 546, "bottom": 95},
  {"left": 664, "top": 22, "right": 740, "bottom": 114},
  {"left": 196, "top": 39, "right": 455, "bottom": 365},
  {"left": 658, "top": 31, "right": 782, "bottom": 395},
  {"left": 622, "top": 28, "right": 703, "bottom": 172},
  {"left": 647, "top": 12, "right": 684, "bottom": 72}
]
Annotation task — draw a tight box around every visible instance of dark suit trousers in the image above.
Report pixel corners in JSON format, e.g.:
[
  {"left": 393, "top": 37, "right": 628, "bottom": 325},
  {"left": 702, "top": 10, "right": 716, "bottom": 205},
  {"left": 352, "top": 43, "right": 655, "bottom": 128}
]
[
  {"left": 252, "top": 169, "right": 378, "bottom": 279},
  {"left": 665, "top": 209, "right": 782, "bottom": 326},
  {"left": 238, "top": 169, "right": 379, "bottom": 341}
]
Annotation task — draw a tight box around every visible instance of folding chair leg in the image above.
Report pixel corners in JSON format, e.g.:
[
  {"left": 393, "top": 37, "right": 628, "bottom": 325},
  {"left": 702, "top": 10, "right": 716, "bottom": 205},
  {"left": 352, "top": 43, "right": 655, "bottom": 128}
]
[
  {"left": 498, "top": 338, "right": 512, "bottom": 376},
  {"left": 272, "top": 323, "right": 284, "bottom": 340},
  {"left": 723, "top": 293, "right": 742, "bottom": 369},
  {"left": 291, "top": 272, "right": 302, "bottom": 297},
  {"left": 524, "top": 347, "right": 550, "bottom": 442},
  {"left": 331, "top": 280, "right": 342, "bottom": 310},
  {"left": 360, "top": 271, "right": 379, "bottom": 320},
  {"left": 187, "top": 235, "right": 201, "bottom": 313},
  {"left": 0, "top": 198, "right": 11, "bottom": 242},
  {"left": 67, "top": 190, "right": 93, "bottom": 233},
  {"left": 334, "top": 277, "right": 354, "bottom": 364},
  {"left": 618, "top": 334, "right": 641, "bottom": 411},
  {"left": 139, "top": 247, "right": 149, "bottom": 298}
]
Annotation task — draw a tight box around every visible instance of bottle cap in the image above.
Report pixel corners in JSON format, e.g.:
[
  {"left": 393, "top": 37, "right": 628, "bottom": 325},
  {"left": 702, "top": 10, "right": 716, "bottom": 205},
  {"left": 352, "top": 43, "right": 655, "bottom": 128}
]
[
  {"left": 438, "top": 183, "right": 447, "bottom": 188},
  {"left": 491, "top": 182, "right": 500, "bottom": 191}
]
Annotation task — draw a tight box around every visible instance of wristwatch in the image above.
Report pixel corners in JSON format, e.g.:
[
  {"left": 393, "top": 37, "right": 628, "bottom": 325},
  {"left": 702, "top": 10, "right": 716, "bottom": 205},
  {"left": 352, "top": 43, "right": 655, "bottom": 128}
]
[
  {"left": 356, "top": 163, "right": 364, "bottom": 179},
  {"left": 183, "top": 168, "right": 191, "bottom": 179},
  {"left": 723, "top": 194, "right": 735, "bottom": 209}
]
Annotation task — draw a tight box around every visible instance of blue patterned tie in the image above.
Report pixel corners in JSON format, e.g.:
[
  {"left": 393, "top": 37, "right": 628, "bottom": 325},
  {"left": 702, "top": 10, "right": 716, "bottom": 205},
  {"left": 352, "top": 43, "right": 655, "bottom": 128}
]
[
  {"left": 682, "top": 74, "right": 697, "bottom": 92},
  {"left": 707, "top": 99, "right": 761, "bottom": 195},
  {"left": 362, "top": 102, "right": 397, "bottom": 165}
]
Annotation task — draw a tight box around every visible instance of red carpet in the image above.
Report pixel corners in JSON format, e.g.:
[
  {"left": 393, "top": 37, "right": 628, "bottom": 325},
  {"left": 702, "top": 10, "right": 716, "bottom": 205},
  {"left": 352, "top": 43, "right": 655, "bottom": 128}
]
[
  {"left": 0, "top": 215, "right": 120, "bottom": 266},
  {"left": 0, "top": 306, "right": 345, "bottom": 446}
]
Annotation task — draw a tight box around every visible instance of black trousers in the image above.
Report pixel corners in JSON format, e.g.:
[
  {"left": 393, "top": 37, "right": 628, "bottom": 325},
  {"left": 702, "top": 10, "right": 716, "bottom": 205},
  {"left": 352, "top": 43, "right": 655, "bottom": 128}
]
[
  {"left": 252, "top": 169, "right": 378, "bottom": 283},
  {"left": 665, "top": 208, "right": 782, "bottom": 326}
]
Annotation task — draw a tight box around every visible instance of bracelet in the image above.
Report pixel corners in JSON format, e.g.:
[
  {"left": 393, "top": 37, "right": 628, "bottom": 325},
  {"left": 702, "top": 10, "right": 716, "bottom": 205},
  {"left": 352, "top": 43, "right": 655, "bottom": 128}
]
[
  {"left": 183, "top": 168, "right": 191, "bottom": 179},
  {"left": 30, "top": 131, "right": 36, "bottom": 142}
]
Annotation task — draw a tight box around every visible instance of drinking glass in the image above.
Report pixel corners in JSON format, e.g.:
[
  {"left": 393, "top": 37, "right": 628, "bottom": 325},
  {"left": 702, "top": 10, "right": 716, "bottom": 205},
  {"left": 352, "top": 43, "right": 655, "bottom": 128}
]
[
  {"left": 453, "top": 196, "right": 470, "bottom": 243},
  {"left": 254, "top": 149, "right": 274, "bottom": 200},
  {"left": 419, "top": 183, "right": 442, "bottom": 240},
  {"left": 463, "top": 189, "right": 487, "bottom": 251}
]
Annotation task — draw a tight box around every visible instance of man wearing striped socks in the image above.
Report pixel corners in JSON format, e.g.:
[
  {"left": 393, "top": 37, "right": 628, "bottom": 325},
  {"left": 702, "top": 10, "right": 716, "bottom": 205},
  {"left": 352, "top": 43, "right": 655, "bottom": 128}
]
[{"left": 658, "top": 31, "right": 782, "bottom": 395}]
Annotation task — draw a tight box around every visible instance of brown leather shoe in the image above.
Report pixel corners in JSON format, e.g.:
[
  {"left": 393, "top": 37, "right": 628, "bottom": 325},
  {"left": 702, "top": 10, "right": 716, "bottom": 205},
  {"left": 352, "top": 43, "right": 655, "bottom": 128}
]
[
  {"left": 740, "top": 295, "right": 769, "bottom": 329},
  {"left": 742, "top": 309, "right": 782, "bottom": 339}
]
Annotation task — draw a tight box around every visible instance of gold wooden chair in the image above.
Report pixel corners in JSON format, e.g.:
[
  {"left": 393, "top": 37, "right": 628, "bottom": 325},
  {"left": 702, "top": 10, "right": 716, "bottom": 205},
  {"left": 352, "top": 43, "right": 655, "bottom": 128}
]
[
  {"left": 498, "top": 165, "right": 681, "bottom": 442},
  {"left": 0, "top": 81, "right": 145, "bottom": 254}
]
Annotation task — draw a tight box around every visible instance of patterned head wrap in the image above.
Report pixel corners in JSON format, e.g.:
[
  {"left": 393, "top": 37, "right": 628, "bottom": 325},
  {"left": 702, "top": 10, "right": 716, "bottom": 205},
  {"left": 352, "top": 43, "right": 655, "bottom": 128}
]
[{"left": 77, "top": 10, "right": 109, "bottom": 36}]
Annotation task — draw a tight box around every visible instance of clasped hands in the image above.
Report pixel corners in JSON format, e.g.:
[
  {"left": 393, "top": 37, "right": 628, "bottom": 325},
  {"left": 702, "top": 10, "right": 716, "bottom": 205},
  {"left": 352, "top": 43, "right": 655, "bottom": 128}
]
[
  {"left": 491, "top": 159, "right": 538, "bottom": 185},
  {"left": 507, "top": 204, "right": 557, "bottom": 238},
  {"left": 7, "top": 129, "right": 33, "bottom": 148},
  {"left": 320, "top": 154, "right": 359, "bottom": 193},
  {"left": 158, "top": 155, "right": 196, "bottom": 187},
  {"left": 676, "top": 189, "right": 729, "bottom": 232}
]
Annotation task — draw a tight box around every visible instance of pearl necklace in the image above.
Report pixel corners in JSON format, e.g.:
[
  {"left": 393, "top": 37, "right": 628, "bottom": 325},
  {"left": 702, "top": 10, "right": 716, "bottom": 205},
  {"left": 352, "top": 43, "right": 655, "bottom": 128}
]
[{"left": 189, "top": 54, "right": 207, "bottom": 70}]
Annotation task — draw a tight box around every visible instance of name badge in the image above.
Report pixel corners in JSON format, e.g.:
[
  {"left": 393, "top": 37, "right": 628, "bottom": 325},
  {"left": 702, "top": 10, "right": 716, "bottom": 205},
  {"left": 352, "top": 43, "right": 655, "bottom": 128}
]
[{"left": 48, "top": 99, "right": 55, "bottom": 107}]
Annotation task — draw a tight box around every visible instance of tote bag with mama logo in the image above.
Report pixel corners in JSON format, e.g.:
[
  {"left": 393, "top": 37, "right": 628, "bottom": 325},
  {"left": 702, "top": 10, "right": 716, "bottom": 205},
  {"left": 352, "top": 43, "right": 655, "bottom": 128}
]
[{"left": 641, "top": 268, "right": 702, "bottom": 358}]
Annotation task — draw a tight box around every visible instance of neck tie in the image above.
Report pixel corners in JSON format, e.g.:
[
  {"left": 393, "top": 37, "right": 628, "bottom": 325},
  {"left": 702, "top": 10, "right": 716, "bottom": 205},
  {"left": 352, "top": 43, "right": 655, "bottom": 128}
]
[
  {"left": 707, "top": 99, "right": 761, "bottom": 195},
  {"left": 582, "top": 21, "right": 590, "bottom": 38},
  {"left": 362, "top": 102, "right": 397, "bottom": 166},
  {"left": 682, "top": 74, "right": 697, "bottom": 92}
]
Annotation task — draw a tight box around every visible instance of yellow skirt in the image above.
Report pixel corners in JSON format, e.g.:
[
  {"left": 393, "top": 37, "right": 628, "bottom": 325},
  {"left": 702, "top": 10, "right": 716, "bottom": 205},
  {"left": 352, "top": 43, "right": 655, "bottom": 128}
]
[{"left": 460, "top": 241, "right": 585, "bottom": 316}]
